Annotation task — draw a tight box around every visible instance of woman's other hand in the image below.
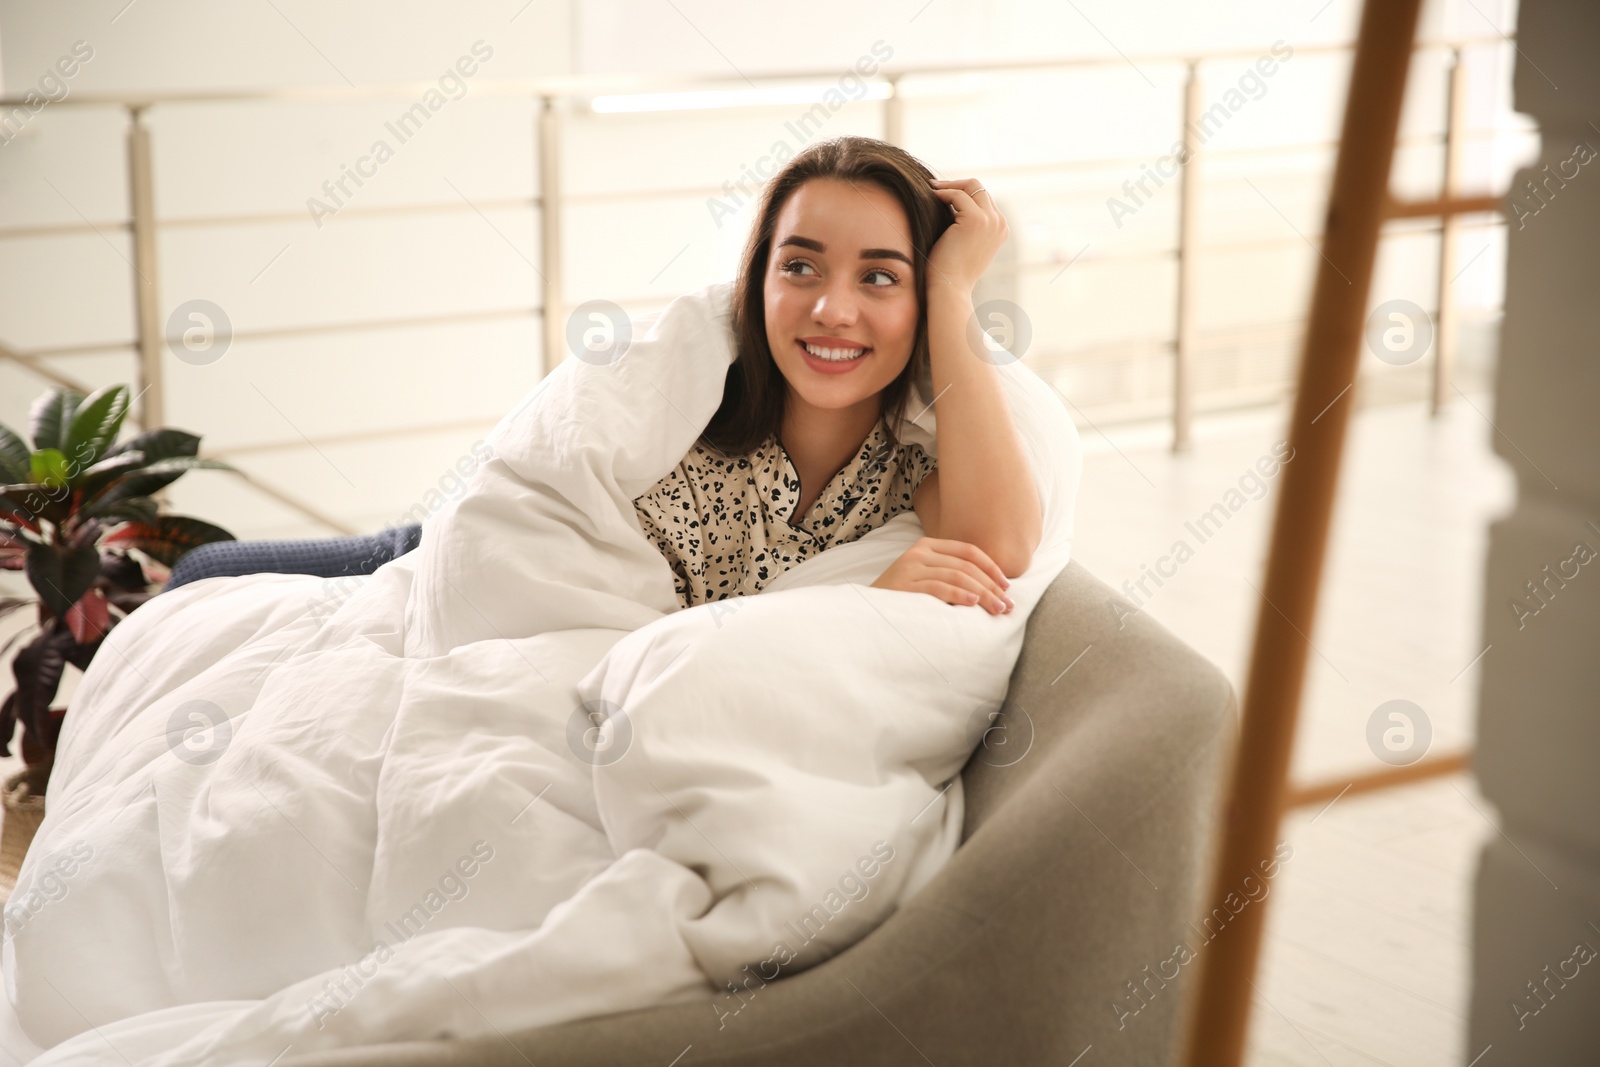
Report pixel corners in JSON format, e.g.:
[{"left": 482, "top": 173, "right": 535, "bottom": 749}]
[
  {"left": 870, "top": 537, "right": 1015, "bottom": 614},
  {"left": 925, "top": 177, "right": 1009, "bottom": 295}
]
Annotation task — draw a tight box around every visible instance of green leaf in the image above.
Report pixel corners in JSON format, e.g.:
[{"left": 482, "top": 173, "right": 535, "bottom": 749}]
[
  {"left": 24, "top": 540, "right": 101, "bottom": 620},
  {"left": 0, "top": 528, "right": 29, "bottom": 570},
  {"left": 63, "top": 384, "right": 131, "bottom": 472},
  {"left": 80, "top": 495, "right": 158, "bottom": 526},
  {"left": 28, "top": 388, "right": 85, "bottom": 452},
  {"left": 105, "top": 589, "right": 155, "bottom": 614},
  {"left": 0, "top": 484, "right": 68, "bottom": 527},
  {"left": 97, "top": 548, "right": 150, "bottom": 592},
  {"left": 82, "top": 449, "right": 234, "bottom": 514},
  {"left": 29, "top": 449, "right": 71, "bottom": 489},
  {"left": 102, "top": 514, "right": 235, "bottom": 567},
  {"left": 138, "top": 456, "right": 237, "bottom": 476},
  {"left": 82, "top": 451, "right": 148, "bottom": 477},
  {"left": 102, "top": 428, "right": 201, "bottom": 464},
  {"left": 0, "top": 423, "right": 31, "bottom": 484},
  {"left": 75, "top": 451, "right": 147, "bottom": 499},
  {"left": 1, "top": 490, "right": 42, "bottom": 528}
]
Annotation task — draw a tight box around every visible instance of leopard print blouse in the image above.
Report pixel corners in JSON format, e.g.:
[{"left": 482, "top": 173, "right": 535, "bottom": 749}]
[{"left": 632, "top": 418, "right": 937, "bottom": 610}]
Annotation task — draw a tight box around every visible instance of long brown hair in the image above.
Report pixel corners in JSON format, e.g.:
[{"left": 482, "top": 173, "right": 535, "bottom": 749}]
[{"left": 699, "top": 136, "right": 953, "bottom": 458}]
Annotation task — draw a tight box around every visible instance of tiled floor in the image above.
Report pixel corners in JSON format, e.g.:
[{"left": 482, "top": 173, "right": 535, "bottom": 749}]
[{"left": 1067, "top": 387, "right": 1514, "bottom": 1064}]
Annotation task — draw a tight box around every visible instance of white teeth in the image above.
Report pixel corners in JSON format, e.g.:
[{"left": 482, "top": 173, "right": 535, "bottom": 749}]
[{"left": 803, "top": 342, "right": 867, "bottom": 362}]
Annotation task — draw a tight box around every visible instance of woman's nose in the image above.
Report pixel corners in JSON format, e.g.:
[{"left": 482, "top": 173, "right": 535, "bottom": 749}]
[{"left": 811, "top": 279, "right": 859, "bottom": 327}]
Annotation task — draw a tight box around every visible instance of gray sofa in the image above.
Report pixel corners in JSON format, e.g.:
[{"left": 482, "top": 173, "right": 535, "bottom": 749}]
[{"left": 286, "top": 559, "right": 1236, "bottom": 1067}]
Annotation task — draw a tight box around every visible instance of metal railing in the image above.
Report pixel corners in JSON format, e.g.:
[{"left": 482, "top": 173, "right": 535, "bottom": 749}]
[{"left": 0, "top": 34, "right": 1514, "bottom": 533}]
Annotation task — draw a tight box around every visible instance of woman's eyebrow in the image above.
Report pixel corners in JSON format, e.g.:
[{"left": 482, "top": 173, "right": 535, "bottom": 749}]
[{"left": 777, "top": 234, "right": 913, "bottom": 266}]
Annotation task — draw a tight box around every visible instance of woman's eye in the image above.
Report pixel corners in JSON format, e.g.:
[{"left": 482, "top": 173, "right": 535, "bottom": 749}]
[
  {"left": 778, "top": 259, "right": 816, "bottom": 277},
  {"left": 863, "top": 268, "right": 898, "bottom": 287}
]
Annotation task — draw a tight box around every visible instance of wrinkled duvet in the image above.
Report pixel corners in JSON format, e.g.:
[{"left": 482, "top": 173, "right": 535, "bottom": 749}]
[{"left": 1, "top": 279, "right": 1081, "bottom": 1064}]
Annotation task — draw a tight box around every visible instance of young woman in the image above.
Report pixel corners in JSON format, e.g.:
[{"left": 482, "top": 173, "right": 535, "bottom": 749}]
[{"left": 632, "top": 136, "right": 1042, "bottom": 617}]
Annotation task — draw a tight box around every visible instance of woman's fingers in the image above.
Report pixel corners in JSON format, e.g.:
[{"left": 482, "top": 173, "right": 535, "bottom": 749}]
[
  {"left": 877, "top": 536, "right": 1017, "bottom": 613},
  {"left": 926, "top": 178, "right": 1008, "bottom": 293},
  {"left": 931, "top": 178, "right": 999, "bottom": 220},
  {"left": 914, "top": 579, "right": 983, "bottom": 609},
  {"left": 932, "top": 177, "right": 990, "bottom": 199},
  {"left": 923, "top": 565, "right": 1012, "bottom": 613},
  {"left": 916, "top": 552, "right": 1008, "bottom": 607},
  {"left": 909, "top": 538, "right": 1013, "bottom": 611},
  {"left": 921, "top": 537, "right": 1011, "bottom": 591},
  {"left": 930, "top": 185, "right": 993, "bottom": 220},
  {"left": 925, "top": 557, "right": 1006, "bottom": 603}
]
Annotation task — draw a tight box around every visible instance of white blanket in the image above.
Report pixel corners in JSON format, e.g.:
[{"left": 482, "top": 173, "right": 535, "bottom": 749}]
[{"left": 1, "top": 279, "right": 1081, "bottom": 1065}]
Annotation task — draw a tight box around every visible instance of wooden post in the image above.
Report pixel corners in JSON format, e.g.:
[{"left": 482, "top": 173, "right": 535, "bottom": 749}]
[
  {"left": 1432, "top": 47, "right": 1466, "bottom": 416},
  {"left": 1180, "top": 0, "right": 1426, "bottom": 1063},
  {"left": 1174, "top": 61, "right": 1202, "bottom": 453}
]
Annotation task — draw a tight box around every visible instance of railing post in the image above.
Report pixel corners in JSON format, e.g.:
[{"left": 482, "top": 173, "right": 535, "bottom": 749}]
[
  {"left": 1432, "top": 46, "right": 1465, "bottom": 416},
  {"left": 1174, "top": 61, "right": 1203, "bottom": 452},
  {"left": 127, "top": 104, "right": 164, "bottom": 431},
  {"left": 882, "top": 73, "right": 903, "bottom": 147},
  {"left": 538, "top": 94, "right": 564, "bottom": 375}
]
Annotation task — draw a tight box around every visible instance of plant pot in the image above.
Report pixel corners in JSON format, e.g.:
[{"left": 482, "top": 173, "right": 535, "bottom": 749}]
[{"left": 1, "top": 768, "right": 46, "bottom": 905}]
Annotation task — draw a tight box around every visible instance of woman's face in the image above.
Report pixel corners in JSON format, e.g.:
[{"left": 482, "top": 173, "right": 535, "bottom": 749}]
[{"left": 763, "top": 177, "right": 920, "bottom": 416}]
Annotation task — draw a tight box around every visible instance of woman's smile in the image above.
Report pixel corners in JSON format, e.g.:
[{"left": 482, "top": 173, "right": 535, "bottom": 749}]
[{"left": 797, "top": 336, "right": 872, "bottom": 374}]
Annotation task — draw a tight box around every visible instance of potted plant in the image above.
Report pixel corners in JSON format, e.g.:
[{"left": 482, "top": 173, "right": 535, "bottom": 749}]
[{"left": 0, "top": 384, "right": 238, "bottom": 818}]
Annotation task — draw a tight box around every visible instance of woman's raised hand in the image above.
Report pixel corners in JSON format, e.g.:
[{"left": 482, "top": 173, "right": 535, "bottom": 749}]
[
  {"left": 925, "top": 177, "right": 1010, "bottom": 295},
  {"left": 870, "top": 536, "right": 1015, "bottom": 615}
]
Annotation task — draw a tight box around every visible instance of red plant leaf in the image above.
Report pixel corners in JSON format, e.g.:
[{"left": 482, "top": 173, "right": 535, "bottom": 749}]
[{"left": 65, "top": 587, "right": 111, "bottom": 645}]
